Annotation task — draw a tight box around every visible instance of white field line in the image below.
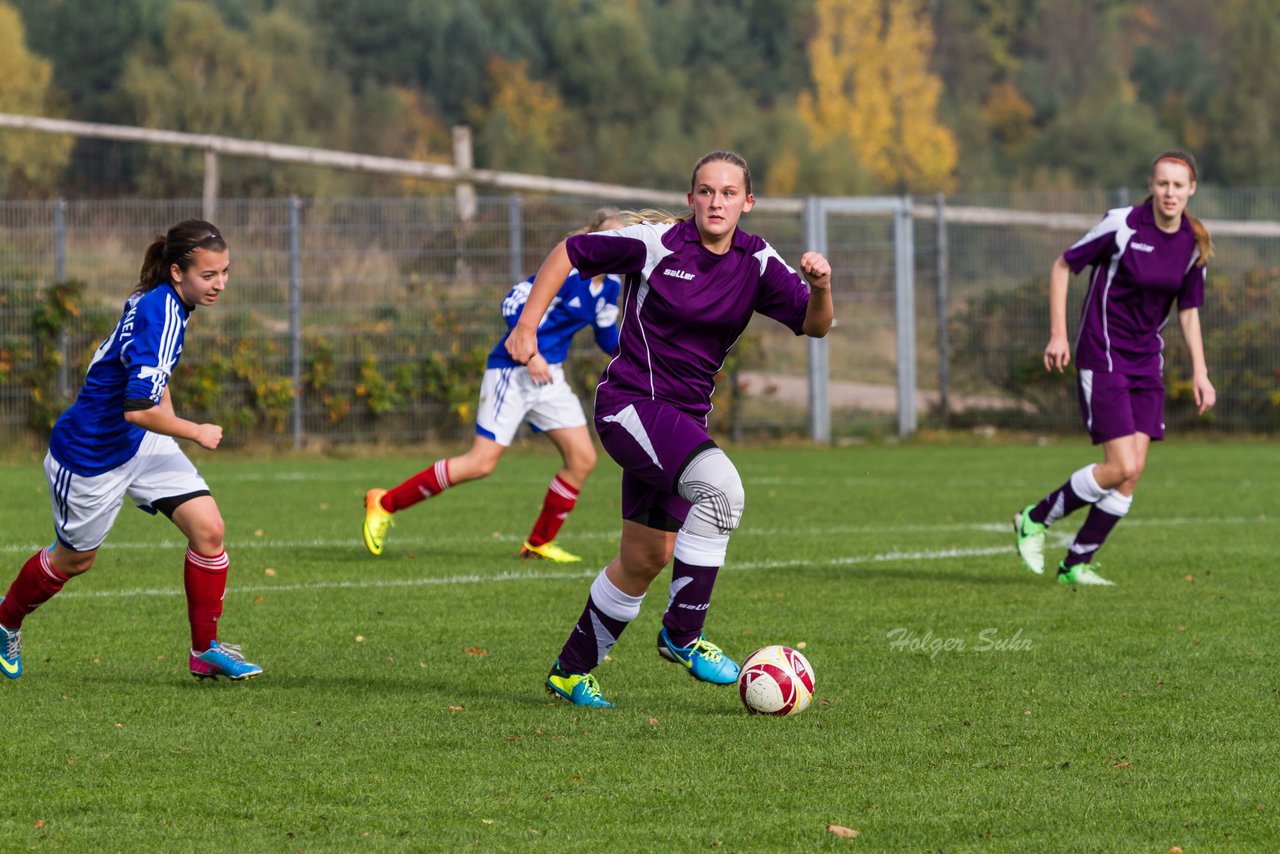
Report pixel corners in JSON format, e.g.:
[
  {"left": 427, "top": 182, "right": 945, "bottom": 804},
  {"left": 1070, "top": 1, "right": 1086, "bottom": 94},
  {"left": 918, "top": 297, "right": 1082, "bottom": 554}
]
[
  {"left": 57, "top": 545, "right": 1014, "bottom": 601},
  {"left": 31, "top": 512, "right": 1268, "bottom": 601},
  {"left": 0, "top": 513, "right": 1263, "bottom": 556}
]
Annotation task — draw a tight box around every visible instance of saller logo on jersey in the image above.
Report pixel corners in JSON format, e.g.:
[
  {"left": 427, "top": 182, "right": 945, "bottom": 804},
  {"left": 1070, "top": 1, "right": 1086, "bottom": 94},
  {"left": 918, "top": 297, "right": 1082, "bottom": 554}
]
[
  {"left": 1131, "top": 242, "right": 1155, "bottom": 253},
  {"left": 664, "top": 269, "right": 695, "bottom": 280}
]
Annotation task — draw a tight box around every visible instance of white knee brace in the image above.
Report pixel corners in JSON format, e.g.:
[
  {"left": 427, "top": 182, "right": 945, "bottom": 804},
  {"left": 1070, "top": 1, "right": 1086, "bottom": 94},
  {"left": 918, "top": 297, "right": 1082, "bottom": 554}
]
[{"left": 677, "top": 447, "right": 745, "bottom": 537}]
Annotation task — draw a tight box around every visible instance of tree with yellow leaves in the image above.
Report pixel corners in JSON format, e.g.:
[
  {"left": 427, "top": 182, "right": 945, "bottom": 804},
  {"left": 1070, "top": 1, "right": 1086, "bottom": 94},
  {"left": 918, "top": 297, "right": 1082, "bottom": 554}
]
[
  {"left": 798, "top": 0, "right": 957, "bottom": 192},
  {"left": 0, "top": 1, "right": 73, "bottom": 196},
  {"left": 470, "top": 57, "right": 568, "bottom": 176}
]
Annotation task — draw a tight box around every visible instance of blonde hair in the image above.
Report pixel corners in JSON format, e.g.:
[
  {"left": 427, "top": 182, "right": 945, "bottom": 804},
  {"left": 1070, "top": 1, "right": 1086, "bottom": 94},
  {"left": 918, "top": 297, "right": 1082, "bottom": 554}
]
[
  {"left": 690, "top": 150, "right": 752, "bottom": 195},
  {"left": 620, "top": 208, "right": 690, "bottom": 225},
  {"left": 569, "top": 206, "right": 623, "bottom": 237},
  {"left": 618, "top": 151, "right": 755, "bottom": 227},
  {"left": 1144, "top": 148, "right": 1214, "bottom": 267}
]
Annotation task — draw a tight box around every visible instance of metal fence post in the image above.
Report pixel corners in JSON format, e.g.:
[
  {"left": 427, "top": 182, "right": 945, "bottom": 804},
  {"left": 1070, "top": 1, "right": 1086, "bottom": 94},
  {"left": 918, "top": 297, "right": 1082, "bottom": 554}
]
[
  {"left": 54, "top": 198, "right": 69, "bottom": 399},
  {"left": 934, "top": 192, "right": 949, "bottom": 429},
  {"left": 894, "top": 196, "right": 917, "bottom": 437},
  {"left": 804, "top": 196, "right": 831, "bottom": 444},
  {"left": 289, "top": 196, "right": 303, "bottom": 449},
  {"left": 509, "top": 194, "right": 523, "bottom": 284}
]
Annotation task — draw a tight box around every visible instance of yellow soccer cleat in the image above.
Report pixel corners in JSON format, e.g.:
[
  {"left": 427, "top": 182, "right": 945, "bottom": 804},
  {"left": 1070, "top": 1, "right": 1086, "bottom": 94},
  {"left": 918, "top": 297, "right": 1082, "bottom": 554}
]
[
  {"left": 519, "top": 540, "right": 581, "bottom": 563},
  {"left": 362, "top": 488, "right": 394, "bottom": 556}
]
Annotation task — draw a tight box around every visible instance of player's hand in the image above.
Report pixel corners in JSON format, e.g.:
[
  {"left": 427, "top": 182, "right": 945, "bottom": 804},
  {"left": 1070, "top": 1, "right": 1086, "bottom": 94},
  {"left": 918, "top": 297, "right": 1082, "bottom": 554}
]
[
  {"left": 527, "top": 353, "right": 552, "bottom": 385},
  {"left": 193, "top": 423, "right": 223, "bottom": 450},
  {"left": 799, "top": 251, "right": 831, "bottom": 291},
  {"left": 1044, "top": 334, "right": 1071, "bottom": 372},
  {"left": 505, "top": 325, "right": 537, "bottom": 366},
  {"left": 1193, "top": 373, "right": 1216, "bottom": 415}
]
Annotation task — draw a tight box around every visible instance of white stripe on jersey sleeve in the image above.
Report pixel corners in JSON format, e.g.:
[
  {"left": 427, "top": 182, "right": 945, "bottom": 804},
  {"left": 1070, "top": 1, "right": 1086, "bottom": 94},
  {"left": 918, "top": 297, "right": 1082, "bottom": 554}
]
[
  {"left": 753, "top": 242, "right": 797, "bottom": 277},
  {"left": 1069, "top": 206, "right": 1131, "bottom": 251},
  {"left": 614, "top": 222, "right": 676, "bottom": 282}
]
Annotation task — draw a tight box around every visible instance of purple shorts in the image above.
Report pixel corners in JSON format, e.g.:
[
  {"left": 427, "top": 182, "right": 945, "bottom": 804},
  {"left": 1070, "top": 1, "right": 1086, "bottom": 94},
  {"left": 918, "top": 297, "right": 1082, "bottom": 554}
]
[
  {"left": 594, "top": 397, "right": 716, "bottom": 530},
  {"left": 1077, "top": 368, "right": 1165, "bottom": 444}
]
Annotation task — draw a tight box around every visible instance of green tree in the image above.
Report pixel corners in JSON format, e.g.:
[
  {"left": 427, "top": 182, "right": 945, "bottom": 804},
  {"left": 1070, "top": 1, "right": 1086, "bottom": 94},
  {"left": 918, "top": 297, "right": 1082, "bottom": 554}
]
[
  {"left": 0, "top": 1, "right": 74, "bottom": 196},
  {"left": 9, "top": 0, "right": 159, "bottom": 121},
  {"left": 1025, "top": 99, "right": 1170, "bottom": 190},
  {"left": 118, "top": 1, "right": 394, "bottom": 195},
  {"left": 1206, "top": 0, "right": 1280, "bottom": 186}
]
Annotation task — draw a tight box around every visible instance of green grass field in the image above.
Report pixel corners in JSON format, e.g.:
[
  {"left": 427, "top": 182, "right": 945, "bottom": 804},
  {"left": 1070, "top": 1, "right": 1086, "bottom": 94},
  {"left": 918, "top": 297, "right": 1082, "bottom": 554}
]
[{"left": 1, "top": 438, "right": 1277, "bottom": 851}]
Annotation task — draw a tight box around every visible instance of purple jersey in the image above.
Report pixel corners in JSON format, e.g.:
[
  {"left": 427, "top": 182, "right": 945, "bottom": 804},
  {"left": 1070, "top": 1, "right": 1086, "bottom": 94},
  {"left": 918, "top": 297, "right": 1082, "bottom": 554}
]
[
  {"left": 1064, "top": 203, "right": 1206, "bottom": 375},
  {"left": 566, "top": 219, "right": 811, "bottom": 420}
]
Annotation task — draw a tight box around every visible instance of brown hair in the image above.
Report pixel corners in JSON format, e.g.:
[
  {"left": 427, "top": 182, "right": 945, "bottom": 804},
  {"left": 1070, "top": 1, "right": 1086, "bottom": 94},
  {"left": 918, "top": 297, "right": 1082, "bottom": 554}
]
[
  {"left": 136, "top": 219, "right": 227, "bottom": 295},
  {"left": 1144, "top": 149, "right": 1213, "bottom": 267},
  {"left": 620, "top": 151, "right": 755, "bottom": 226}
]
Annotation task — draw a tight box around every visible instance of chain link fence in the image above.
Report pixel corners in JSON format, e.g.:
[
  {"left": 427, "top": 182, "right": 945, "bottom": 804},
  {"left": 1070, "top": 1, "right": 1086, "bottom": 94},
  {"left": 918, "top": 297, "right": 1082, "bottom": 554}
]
[{"left": 2, "top": 189, "right": 1277, "bottom": 449}]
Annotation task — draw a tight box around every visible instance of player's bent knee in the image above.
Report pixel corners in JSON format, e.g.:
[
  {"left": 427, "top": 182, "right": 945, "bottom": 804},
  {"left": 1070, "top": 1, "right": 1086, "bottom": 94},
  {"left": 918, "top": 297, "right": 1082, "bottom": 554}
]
[
  {"left": 51, "top": 545, "right": 96, "bottom": 576},
  {"left": 677, "top": 447, "right": 745, "bottom": 536}
]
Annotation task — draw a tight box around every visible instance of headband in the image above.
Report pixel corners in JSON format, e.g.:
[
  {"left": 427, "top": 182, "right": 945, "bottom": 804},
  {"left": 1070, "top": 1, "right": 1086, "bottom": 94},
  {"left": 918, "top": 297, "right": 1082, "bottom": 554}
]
[
  {"left": 165, "top": 232, "right": 223, "bottom": 265},
  {"left": 1155, "top": 155, "right": 1196, "bottom": 180}
]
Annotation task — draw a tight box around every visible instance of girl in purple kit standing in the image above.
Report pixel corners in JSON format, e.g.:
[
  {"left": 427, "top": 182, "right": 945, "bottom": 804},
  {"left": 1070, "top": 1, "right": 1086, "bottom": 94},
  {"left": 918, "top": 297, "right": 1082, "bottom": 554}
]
[
  {"left": 506, "top": 151, "right": 833, "bottom": 707},
  {"left": 1013, "top": 149, "right": 1217, "bottom": 586}
]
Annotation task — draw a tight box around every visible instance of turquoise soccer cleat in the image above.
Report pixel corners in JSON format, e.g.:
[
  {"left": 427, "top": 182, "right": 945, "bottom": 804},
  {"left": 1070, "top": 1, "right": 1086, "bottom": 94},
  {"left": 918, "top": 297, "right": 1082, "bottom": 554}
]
[
  {"left": 656, "top": 627, "right": 740, "bottom": 685},
  {"left": 545, "top": 661, "right": 613, "bottom": 708},
  {"left": 0, "top": 611, "right": 21, "bottom": 680},
  {"left": 190, "top": 640, "right": 263, "bottom": 680}
]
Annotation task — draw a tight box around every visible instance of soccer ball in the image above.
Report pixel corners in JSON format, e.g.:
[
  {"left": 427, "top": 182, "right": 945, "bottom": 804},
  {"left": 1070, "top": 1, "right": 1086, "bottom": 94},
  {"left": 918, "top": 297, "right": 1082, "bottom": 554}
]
[{"left": 737, "top": 645, "right": 815, "bottom": 716}]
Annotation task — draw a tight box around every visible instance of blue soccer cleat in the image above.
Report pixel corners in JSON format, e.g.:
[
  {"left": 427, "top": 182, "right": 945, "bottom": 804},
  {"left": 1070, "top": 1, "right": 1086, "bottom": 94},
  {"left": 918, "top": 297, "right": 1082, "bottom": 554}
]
[
  {"left": 545, "top": 661, "right": 613, "bottom": 708},
  {"left": 190, "top": 640, "right": 263, "bottom": 681},
  {"left": 0, "top": 611, "right": 21, "bottom": 680},
  {"left": 657, "top": 627, "right": 740, "bottom": 685}
]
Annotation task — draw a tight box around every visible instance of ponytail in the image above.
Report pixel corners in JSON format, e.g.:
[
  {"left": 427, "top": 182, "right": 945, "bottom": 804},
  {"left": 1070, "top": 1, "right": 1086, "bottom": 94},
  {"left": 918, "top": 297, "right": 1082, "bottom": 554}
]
[
  {"left": 1185, "top": 212, "right": 1214, "bottom": 268},
  {"left": 136, "top": 235, "right": 169, "bottom": 294},
  {"left": 620, "top": 208, "right": 691, "bottom": 226},
  {"left": 134, "top": 218, "right": 227, "bottom": 295}
]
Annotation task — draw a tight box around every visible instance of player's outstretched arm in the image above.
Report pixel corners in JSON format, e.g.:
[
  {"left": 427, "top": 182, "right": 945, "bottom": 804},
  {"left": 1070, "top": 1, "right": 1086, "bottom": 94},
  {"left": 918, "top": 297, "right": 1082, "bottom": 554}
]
[{"left": 506, "top": 240, "right": 573, "bottom": 365}]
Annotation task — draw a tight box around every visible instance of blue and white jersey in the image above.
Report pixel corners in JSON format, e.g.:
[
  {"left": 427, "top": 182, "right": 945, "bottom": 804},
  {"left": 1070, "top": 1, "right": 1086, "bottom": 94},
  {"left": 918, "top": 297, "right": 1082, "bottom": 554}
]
[
  {"left": 49, "top": 283, "right": 191, "bottom": 476},
  {"left": 486, "top": 270, "right": 621, "bottom": 368}
]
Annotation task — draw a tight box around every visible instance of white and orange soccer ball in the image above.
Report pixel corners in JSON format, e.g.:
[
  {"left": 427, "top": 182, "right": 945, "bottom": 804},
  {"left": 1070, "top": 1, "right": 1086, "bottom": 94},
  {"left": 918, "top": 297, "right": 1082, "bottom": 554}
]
[{"left": 737, "top": 645, "right": 815, "bottom": 716}]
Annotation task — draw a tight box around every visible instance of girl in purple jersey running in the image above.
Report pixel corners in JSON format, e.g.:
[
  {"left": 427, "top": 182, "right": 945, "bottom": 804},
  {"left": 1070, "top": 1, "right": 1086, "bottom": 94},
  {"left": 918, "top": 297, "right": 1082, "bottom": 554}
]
[
  {"left": 1013, "top": 150, "right": 1217, "bottom": 586},
  {"left": 506, "top": 151, "right": 833, "bottom": 707}
]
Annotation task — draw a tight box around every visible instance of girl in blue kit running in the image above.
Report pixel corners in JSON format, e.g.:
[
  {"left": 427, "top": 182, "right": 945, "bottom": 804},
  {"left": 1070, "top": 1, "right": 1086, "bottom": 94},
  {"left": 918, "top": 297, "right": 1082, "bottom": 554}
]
[
  {"left": 0, "top": 219, "right": 262, "bottom": 681},
  {"left": 361, "top": 208, "right": 624, "bottom": 562}
]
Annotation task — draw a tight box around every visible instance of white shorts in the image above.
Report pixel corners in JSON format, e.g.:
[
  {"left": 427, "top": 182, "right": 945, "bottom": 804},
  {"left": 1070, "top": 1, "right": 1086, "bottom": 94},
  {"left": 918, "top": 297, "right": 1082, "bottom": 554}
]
[
  {"left": 476, "top": 364, "right": 588, "bottom": 446},
  {"left": 45, "top": 431, "right": 211, "bottom": 551}
]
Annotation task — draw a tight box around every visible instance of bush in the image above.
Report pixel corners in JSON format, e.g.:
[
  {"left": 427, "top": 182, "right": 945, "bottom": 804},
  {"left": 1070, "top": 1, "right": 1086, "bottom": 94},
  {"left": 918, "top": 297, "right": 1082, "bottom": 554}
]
[{"left": 952, "top": 270, "right": 1280, "bottom": 434}]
